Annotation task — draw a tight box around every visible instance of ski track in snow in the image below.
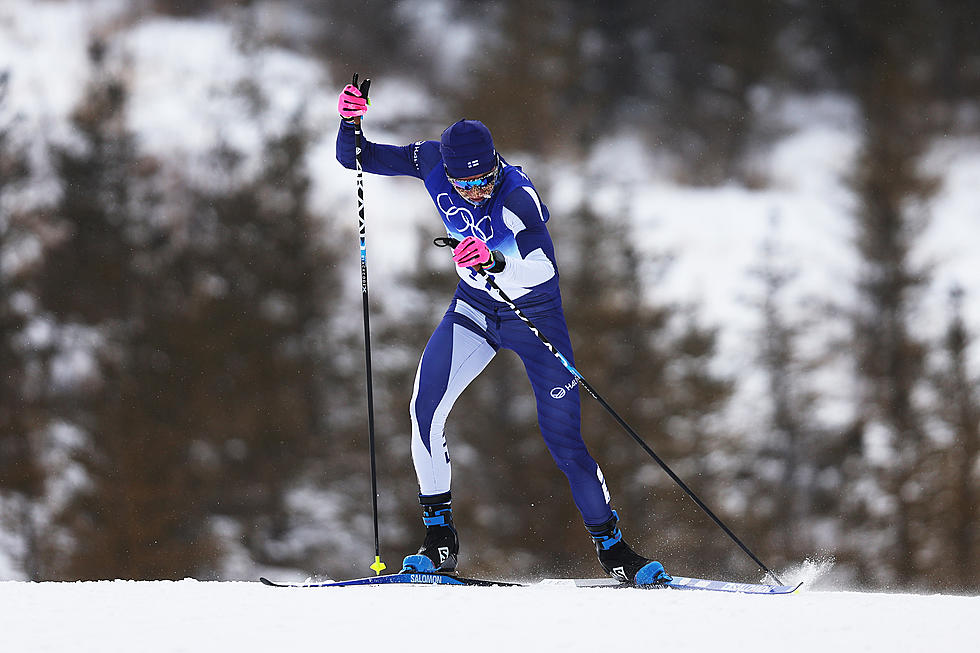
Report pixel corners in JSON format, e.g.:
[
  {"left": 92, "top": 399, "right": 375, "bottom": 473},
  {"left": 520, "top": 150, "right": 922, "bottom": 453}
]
[{"left": 1, "top": 579, "right": 977, "bottom": 652}]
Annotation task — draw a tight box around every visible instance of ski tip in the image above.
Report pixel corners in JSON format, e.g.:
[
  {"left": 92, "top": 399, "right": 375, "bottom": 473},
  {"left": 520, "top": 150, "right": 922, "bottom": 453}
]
[
  {"left": 259, "top": 577, "right": 277, "bottom": 587},
  {"left": 765, "top": 581, "right": 803, "bottom": 594},
  {"left": 370, "top": 557, "right": 387, "bottom": 575}
]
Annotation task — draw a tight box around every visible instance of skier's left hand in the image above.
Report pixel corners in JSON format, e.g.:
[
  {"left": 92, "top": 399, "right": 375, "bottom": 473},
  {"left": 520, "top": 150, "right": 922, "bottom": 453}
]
[
  {"left": 338, "top": 83, "right": 368, "bottom": 119},
  {"left": 452, "top": 236, "right": 491, "bottom": 268}
]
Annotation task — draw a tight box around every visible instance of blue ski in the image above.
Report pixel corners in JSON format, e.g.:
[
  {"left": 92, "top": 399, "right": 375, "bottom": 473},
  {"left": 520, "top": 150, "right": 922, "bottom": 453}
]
[
  {"left": 259, "top": 573, "right": 520, "bottom": 588},
  {"left": 541, "top": 576, "right": 801, "bottom": 594},
  {"left": 666, "top": 575, "right": 801, "bottom": 594}
]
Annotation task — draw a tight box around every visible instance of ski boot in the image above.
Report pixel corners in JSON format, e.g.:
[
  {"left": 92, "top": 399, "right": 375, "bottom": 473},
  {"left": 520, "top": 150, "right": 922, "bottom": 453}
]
[
  {"left": 588, "top": 511, "right": 671, "bottom": 587},
  {"left": 401, "top": 492, "right": 459, "bottom": 574}
]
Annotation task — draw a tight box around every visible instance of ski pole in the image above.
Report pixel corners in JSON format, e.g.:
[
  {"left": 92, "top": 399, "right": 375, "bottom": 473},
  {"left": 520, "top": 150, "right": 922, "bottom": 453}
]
[
  {"left": 433, "top": 236, "right": 783, "bottom": 585},
  {"left": 352, "top": 73, "right": 385, "bottom": 576}
]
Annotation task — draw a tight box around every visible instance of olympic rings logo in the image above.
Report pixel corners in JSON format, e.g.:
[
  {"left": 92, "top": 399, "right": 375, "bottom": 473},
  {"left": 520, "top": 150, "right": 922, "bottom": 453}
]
[{"left": 437, "top": 193, "right": 493, "bottom": 241}]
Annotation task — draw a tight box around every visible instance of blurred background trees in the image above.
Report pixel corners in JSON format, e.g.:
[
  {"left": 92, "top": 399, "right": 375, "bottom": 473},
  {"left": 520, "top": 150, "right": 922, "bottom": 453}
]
[{"left": 1, "top": 0, "right": 979, "bottom": 591}]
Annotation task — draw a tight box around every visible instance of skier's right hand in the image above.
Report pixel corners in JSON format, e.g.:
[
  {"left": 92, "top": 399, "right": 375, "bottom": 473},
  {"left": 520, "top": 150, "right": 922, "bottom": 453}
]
[
  {"left": 338, "top": 84, "right": 368, "bottom": 120},
  {"left": 452, "top": 236, "right": 492, "bottom": 268}
]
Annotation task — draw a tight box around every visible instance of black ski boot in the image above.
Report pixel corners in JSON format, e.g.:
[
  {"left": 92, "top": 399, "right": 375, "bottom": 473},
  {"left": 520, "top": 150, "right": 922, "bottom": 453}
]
[
  {"left": 588, "top": 511, "right": 671, "bottom": 586},
  {"left": 401, "top": 492, "right": 459, "bottom": 573}
]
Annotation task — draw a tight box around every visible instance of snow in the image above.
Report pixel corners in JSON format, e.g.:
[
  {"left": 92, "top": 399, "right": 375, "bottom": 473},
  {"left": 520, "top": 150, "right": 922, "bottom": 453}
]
[
  {"left": 1, "top": 578, "right": 977, "bottom": 652},
  {"left": 123, "top": 17, "right": 333, "bottom": 164}
]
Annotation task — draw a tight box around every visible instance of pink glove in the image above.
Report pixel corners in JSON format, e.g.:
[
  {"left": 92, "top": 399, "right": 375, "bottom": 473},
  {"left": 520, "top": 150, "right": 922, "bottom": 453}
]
[
  {"left": 452, "top": 236, "right": 491, "bottom": 268},
  {"left": 338, "top": 84, "right": 368, "bottom": 119}
]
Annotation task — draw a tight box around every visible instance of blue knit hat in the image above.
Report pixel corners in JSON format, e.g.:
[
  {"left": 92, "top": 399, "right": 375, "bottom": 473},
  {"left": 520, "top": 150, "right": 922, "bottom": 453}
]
[{"left": 440, "top": 119, "right": 496, "bottom": 178}]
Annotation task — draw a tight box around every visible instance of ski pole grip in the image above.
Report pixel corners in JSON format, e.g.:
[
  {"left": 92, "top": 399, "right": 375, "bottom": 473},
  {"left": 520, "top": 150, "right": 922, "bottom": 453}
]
[{"left": 351, "top": 73, "right": 371, "bottom": 103}]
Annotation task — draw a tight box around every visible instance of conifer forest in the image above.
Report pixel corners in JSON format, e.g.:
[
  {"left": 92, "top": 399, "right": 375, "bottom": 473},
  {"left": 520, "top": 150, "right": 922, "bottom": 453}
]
[{"left": 1, "top": 0, "right": 979, "bottom": 592}]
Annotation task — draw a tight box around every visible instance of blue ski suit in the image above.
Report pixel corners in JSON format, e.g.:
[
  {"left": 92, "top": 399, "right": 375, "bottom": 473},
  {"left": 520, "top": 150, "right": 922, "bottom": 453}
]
[{"left": 337, "top": 121, "right": 614, "bottom": 528}]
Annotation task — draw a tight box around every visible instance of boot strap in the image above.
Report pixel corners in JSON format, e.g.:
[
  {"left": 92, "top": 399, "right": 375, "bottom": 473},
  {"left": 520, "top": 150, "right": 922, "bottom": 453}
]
[{"left": 422, "top": 510, "right": 452, "bottom": 527}]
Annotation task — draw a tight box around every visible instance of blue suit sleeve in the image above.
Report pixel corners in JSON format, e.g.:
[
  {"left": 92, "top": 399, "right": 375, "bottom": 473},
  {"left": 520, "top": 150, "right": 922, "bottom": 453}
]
[{"left": 336, "top": 120, "right": 441, "bottom": 179}]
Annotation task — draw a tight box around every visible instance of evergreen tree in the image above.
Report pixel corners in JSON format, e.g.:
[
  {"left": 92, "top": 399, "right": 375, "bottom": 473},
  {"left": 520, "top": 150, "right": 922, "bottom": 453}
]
[
  {"left": 740, "top": 216, "right": 859, "bottom": 573},
  {"left": 32, "top": 42, "right": 343, "bottom": 579},
  {"left": 35, "top": 41, "right": 223, "bottom": 579},
  {"left": 0, "top": 69, "right": 45, "bottom": 579},
  {"left": 931, "top": 286, "right": 980, "bottom": 591},
  {"left": 165, "top": 118, "right": 342, "bottom": 575},
  {"left": 786, "top": 0, "right": 980, "bottom": 593},
  {"left": 848, "top": 68, "right": 937, "bottom": 590},
  {"left": 746, "top": 222, "right": 813, "bottom": 561}
]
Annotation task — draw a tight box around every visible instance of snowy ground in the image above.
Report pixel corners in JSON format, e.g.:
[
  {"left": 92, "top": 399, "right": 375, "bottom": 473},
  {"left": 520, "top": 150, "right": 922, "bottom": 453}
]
[{"left": 2, "top": 577, "right": 978, "bottom": 652}]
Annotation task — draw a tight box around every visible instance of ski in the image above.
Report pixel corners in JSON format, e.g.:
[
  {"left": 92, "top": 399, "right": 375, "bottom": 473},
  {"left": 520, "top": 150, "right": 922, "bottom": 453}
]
[
  {"left": 260, "top": 573, "right": 800, "bottom": 594},
  {"left": 540, "top": 576, "right": 802, "bottom": 594},
  {"left": 259, "top": 573, "right": 521, "bottom": 588},
  {"left": 666, "top": 575, "right": 801, "bottom": 594}
]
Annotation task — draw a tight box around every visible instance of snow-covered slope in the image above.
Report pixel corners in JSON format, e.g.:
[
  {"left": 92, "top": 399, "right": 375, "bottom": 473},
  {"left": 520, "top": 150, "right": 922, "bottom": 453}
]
[{"left": 2, "top": 577, "right": 977, "bottom": 652}]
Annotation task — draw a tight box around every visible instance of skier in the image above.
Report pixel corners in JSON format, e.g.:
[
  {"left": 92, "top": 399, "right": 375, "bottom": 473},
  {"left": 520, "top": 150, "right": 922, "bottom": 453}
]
[{"left": 335, "top": 81, "right": 670, "bottom": 586}]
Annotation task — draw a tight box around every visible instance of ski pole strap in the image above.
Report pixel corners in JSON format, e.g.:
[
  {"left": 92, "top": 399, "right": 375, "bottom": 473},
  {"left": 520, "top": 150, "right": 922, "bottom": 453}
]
[{"left": 433, "top": 236, "right": 460, "bottom": 249}]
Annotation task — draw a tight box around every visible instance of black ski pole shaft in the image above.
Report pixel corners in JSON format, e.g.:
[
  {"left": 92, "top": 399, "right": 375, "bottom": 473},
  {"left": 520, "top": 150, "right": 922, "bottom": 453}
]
[
  {"left": 433, "top": 236, "right": 782, "bottom": 585},
  {"left": 353, "top": 73, "right": 385, "bottom": 575}
]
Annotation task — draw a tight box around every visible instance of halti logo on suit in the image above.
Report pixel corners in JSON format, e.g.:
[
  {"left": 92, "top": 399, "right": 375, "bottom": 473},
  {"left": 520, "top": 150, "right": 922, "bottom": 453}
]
[{"left": 550, "top": 378, "right": 579, "bottom": 399}]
